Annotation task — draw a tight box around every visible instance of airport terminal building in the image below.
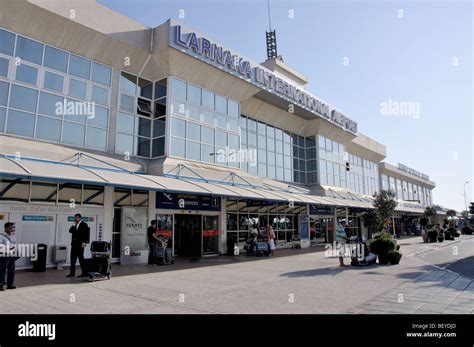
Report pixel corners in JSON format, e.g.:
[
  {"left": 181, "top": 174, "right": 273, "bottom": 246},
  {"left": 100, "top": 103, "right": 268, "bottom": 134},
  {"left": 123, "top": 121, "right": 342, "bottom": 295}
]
[{"left": 0, "top": 0, "right": 444, "bottom": 268}]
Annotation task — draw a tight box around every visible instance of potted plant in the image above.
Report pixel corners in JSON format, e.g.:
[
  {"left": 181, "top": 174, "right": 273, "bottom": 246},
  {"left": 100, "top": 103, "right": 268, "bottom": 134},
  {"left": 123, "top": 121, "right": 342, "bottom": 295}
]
[
  {"left": 427, "top": 229, "right": 438, "bottom": 243},
  {"left": 445, "top": 228, "right": 455, "bottom": 240},
  {"left": 388, "top": 250, "right": 402, "bottom": 264},
  {"left": 369, "top": 232, "right": 396, "bottom": 264},
  {"left": 437, "top": 232, "right": 444, "bottom": 243}
]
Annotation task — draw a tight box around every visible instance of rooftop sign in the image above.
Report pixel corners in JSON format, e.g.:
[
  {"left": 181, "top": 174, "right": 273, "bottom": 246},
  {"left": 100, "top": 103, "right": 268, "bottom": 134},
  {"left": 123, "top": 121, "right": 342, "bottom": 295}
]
[
  {"left": 398, "top": 163, "right": 429, "bottom": 180},
  {"left": 170, "top": 24, "right": 358, "bottom": 134}
]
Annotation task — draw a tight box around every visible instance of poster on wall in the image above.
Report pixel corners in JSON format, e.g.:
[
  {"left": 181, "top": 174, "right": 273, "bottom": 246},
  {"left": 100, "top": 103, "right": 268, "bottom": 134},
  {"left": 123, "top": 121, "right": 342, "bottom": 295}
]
[
  {"left": 121, "top": 207, "right": 148, "bottom": 254},
  {"left": 299, "top": 215, "right": 310, "bottom": 248}
]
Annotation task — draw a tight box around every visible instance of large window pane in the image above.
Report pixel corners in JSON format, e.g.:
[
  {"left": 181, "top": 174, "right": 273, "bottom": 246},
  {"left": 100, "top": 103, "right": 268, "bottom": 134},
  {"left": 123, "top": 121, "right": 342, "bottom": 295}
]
[
  {"left": 153, "top": 117, "right": 165, "bottom": 137},
  {"left": 216, "top": 130, "right": 227, "bottom": 147},
  {"left": 154, "top": 79, "right": 167, "bottom": 99},
  {"left": 228, "top": 100, "right": 238, "bottom": 118},
  {"left": 9, "top": 84, "right": 37, "bottom": 112},
  {"left": 152, "top": 137, "right": 165, "bottom": 157},
  {"left": 0, "top": 107, "right": 5, "bottom": 132},
  {"left": 91, "top": 62, "right": 111, "bottom": 86},
  {"left": 138, "top": 78, "right": 153, "bottom": 99},
  {"left": 137, "top": 138, "right": 151, "bottom": 157},
  {"left": 6, "top": 109, "right": 35, "bottom": 137},
  {"left": 186, "top": 140, "right": 200, "bottom": 161},
  {"left": 229, "top": 133, "right": 239, "bottom": 149},
  {"left": 16, "top": 36, "right": 43, "bottom": 65},
  {"left": 170, "top": 137, "right": 185, "bottom": 157},
  {"left": 216, "top": 113, "right": 226, "bottom": 129},
  {"left": 120, "top": 94, "right": 134, "bottom": 113},
  {"left": 91, "top": 85, "right": 108, "bottom": 105},
  {"left": 171, "top": 100, "right": 185, "bottom": 116},
  {"left": 120, "top": 71, "right": 137, "bottom": 94},
  {"left": 201, "top": 126, "right": 214, "bottom": 145},
  {"left": 0, "top": 29, "right": 15, "bottom": 56},
  {"left": 69, "top": 54, "right": 90, "bottom": 79},
  {"left": 43, "top": 71, "right": 64, "bottom": 92},
  {"left": 202, "top": 144, "right": 215, "bottom": 163},
  {"left": 117, "top": 112, "right": 134, "bottom": 134},
  {"left": 68, "top": 79, "right": 87, "bottom": 99},
  {"left": 88, "top": 105, "right": 108, "bottom": 128},
  {"left": 136, "top": 117, "right": 151, "bottom": 137},
  {"left": 0, "top": 57, "right": 8, "bottom": 78},
  {"left": 215, "top": 94, "right": 226, "bottom": 113},
  {"left": 38, "top": 92, "right": 63, "bottom": 117},
  {"left": 171, "top": 78, "right": 186, "bottom": 100},
  {"left": 15, "top": 64, "right": 37, "bottom": 85},
  {"left": 43, "top": 46, "right": 68, "bottom": 73},
  {"left": 202, "top": 89, "right": 214, "bottom": 109},
  {"left": 187, "top": 84, "right": 201, "bottom": 105},
  {"left": 171, "top": 117, "right": 185, "bottom": 137},
  {"left": 187, "top": 121, "right": 200, "bottom": 141},
  {"left": 86, "top": 127, "right": 107, "bottom": 150},
  {"left": 0, "top": 81, "right": 8, "bottom": 106},
  {"left": 63, "top": 99, "right": 86, "bottom": 123},
  {"left": 116, "top": 133, "right": 134, "bottom": 154},
  {"left": 35, "top": 116, "right": 61, "bottom": 142},
  {"left": 201, "top": 110, "right": 213, "bottom": 125},
  {"left": 62, "top": 122, "right": 85, "bottom": 146}
]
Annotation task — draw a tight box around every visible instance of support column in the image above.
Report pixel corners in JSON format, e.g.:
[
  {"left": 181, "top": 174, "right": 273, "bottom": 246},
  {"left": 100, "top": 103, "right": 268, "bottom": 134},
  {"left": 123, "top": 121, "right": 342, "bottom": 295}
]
[
  {"left": 220, "top": 197, "right": 227, "bottom": 255},
  {"left": 148, "top": 191, "right": 156, "bottom": 225},
  {"left": 103, "top": 186, "right": 114, "bottom": 244}
]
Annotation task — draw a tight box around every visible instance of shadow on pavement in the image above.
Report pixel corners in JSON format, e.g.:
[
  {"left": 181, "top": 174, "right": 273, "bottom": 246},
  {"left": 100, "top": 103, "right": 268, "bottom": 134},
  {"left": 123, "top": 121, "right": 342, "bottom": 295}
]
[{"left": 13, "top": 246, "right": 326, "bottom": 288}]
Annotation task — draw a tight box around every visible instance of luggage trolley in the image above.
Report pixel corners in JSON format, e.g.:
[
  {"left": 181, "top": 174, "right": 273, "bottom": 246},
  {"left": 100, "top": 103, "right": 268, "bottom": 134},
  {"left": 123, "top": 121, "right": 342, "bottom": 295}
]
[{"left": 85, "top": 241, "right": 112, "bottom": 282}]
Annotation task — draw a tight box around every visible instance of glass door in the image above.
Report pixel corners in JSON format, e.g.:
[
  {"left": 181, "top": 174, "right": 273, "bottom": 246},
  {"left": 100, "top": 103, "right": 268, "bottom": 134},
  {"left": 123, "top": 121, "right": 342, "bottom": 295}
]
[
  {"left": 203, "top": 215, "right": 219, "bottom": 255},
  {"left": 156, "top": 214, "right": 173, "bottom": 254}
]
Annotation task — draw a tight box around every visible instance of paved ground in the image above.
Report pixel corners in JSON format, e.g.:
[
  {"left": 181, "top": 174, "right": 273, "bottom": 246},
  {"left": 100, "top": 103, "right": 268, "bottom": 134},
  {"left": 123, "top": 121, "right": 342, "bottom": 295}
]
[{"left": 0, "top": 235, "right": 473, "bottom": 314}]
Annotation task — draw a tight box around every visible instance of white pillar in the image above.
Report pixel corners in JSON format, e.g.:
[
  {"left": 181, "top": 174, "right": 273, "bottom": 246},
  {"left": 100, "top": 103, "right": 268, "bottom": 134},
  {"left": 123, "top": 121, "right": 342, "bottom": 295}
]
[
  {"left": 103, "top": 186, "right": 114, "bottom": 244},
  {"left": 220, "top": 197, "right": 227, "bottom": 255},
  {"left": 148, "top": 191, "right": 156, "bottom": 224}
]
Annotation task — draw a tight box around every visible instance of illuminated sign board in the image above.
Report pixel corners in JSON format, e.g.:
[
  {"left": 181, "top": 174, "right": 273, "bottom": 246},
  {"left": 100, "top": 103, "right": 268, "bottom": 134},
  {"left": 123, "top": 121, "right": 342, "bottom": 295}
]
[{"left": 170, "top": 24, "right": 358, "bottom": 134}]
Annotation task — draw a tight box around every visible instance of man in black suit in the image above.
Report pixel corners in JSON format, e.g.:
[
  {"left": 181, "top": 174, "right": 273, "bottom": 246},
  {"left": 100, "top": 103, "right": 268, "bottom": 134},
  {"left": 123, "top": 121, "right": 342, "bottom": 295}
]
[{"left": 67, "top": 213, "right": 89, "bottom": 278}]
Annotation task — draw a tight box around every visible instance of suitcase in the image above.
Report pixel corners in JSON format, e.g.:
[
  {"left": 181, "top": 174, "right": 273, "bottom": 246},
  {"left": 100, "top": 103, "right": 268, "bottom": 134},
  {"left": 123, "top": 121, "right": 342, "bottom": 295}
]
[
  {"left": 85, "top": 256, "right": 110, "bottom": 276},
  {"left": 256, "top": 242, "right": 270, "bottom": 257},
  {"left": 155, "top": 247, "right": 174, "bottom": 265}
]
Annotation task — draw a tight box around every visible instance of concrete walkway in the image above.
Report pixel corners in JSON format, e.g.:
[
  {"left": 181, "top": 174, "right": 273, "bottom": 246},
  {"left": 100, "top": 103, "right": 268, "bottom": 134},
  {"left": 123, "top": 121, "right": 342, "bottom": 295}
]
[{"left": 0, "top": 236, "right": 472, "bottom": 314}]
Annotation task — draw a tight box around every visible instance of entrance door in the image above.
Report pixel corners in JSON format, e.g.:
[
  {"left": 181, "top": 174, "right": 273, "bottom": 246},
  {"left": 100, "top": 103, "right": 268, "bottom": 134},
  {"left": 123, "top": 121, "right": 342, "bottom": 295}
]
[{"left": 174, "top": 215, "right": 202, "bottom": 257}]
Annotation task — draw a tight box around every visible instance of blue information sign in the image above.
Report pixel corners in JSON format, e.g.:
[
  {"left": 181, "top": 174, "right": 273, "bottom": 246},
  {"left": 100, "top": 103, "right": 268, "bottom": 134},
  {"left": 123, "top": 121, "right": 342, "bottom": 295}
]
[{"left": 156, "top": 192, "right": 220, "bottom": 211}]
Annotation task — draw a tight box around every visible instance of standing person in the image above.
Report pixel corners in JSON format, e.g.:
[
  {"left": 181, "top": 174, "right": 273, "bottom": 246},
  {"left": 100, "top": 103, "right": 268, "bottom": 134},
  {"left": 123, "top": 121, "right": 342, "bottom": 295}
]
[
  {"left": 0, "top": 222, "right": 17, "bottom": 290},
  {"left": 147, "top": 220, "right": 159, "bottom": 266},
  {"left": 67, "top": 214, "right": 89, "bottom": 278},
  {"left": 336, "top": 221, "right": 348, "bottom": 267},
  {"left": 266, "top": 224, "right": 276, "bottom": 256}
]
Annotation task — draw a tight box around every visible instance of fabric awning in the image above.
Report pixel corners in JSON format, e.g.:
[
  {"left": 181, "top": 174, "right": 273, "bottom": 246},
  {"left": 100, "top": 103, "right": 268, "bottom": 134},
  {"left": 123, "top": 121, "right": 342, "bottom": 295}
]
[{"left": 0, "top": 155, "right": 375, "bottom": 209}]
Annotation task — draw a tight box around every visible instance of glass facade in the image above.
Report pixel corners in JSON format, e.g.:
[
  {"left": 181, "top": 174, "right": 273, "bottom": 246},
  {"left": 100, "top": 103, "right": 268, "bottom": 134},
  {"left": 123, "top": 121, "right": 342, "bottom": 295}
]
[
  {"left": 0, "top": 28, "right": 111, "bottom": 151},
  {"left": 380, "top": 173, "right": 433, "bottom": 205},
  {"left": 226, "top": 198, "right": 304, "bottom": 249},
  {"left": 168, "top": 77, "right": 240, "bottom": 167}
]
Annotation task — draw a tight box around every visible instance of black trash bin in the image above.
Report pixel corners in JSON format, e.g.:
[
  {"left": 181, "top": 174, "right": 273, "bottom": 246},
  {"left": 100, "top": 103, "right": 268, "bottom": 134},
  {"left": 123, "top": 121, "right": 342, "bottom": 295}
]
[
  {"left": 32, "top": 244, "right": 47, "bottom": 272},
  {"left": 227, "top": 235, "right": 237, "bottom": 256}
]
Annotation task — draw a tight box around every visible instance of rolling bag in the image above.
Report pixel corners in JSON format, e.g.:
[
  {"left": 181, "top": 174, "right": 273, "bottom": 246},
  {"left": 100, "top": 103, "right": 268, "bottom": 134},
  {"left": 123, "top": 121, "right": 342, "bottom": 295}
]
[{"left": 155, "top": 247, "right": 174, "bottom": 265}]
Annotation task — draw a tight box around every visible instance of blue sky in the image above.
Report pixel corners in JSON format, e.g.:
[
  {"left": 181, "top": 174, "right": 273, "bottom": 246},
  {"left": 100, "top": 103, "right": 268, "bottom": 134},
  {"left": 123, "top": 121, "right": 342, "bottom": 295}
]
[{"left": 99, "top": 0, "right": 472, "bottom": 212}]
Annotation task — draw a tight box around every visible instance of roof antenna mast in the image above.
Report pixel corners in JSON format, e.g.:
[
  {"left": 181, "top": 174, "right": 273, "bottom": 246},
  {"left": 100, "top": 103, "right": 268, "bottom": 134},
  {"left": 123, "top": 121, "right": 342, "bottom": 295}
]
[{"left": 266, "top": 0, "right": 278, "bottom": 60}]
